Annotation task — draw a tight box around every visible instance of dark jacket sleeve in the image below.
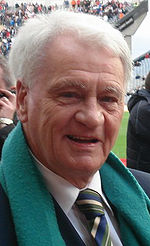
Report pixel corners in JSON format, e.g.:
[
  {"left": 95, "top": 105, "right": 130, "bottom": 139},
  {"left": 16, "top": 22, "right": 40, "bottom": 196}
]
[
  {"left": 127, "top": 99, "right": 150, "bottom": 172},
  {"left": 130, "top": 100, "right": 150, "bottom": 142},
  {"left": 129, "top": 169, "right": 150, "bottom": 199},
  {"left": 0, "top": 124, "right": 15, "bottom": 159}
]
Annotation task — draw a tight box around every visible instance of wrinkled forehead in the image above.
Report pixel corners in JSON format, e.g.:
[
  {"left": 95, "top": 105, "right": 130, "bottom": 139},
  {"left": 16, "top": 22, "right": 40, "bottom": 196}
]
[
  {"left": 28, "top": 33, "right": 125, "bottom": 91},
  {"left": 44, "top": 32, "right": 120, "bottom": 70}
]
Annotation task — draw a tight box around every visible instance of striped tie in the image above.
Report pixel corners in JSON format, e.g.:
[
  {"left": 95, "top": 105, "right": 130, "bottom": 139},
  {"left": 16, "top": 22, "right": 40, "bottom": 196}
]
[{"left": 76, "top": 188, "right": 113, "bottom": 246}]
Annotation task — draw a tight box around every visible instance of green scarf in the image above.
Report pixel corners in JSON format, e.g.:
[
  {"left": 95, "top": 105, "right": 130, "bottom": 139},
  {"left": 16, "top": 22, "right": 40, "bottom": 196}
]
[
  {"left": 0, "top": 122, "right": 150, "bottom": 246},
  {"left": 100, "top": 153, "right": 150, "bottom": 246}
]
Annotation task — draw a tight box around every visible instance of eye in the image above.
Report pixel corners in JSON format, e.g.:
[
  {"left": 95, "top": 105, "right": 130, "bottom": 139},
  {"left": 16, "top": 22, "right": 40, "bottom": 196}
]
[
  {"left": 98, "top": 95, "right": 120, "bottom": 111},
  {"left": 100, "top": 96, "right": 118, "bottom": 103},
  {"left": 61, "top": 92, "right": 79, "bottom": 98},
  {"left": 56, "top": 90, "right": 82, "bottom": 105}
]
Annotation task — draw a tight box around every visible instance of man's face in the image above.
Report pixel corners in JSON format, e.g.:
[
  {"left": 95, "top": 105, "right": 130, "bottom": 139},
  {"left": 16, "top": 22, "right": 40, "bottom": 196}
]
[{"left": 17, "top": 35, "right": 125, "bottom": 188}]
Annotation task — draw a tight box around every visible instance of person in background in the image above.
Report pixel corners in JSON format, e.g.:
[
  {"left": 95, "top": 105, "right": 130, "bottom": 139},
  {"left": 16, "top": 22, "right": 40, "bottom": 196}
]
[
  {"left": 0, "top": 11, "right": 150, "bottom": 246},
  {"left": 0, "top": 54, "right": 16, "bottom": 158},
  {"left": 127, "top": 71, "right": 150, "bottom": 173}
]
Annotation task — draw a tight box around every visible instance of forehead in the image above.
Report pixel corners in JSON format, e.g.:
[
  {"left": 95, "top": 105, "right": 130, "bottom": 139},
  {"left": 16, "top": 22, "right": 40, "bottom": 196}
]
[
  {"left": 46, "top": 33, "right": 119, "bottom": 67},
  {"left": 41, "top": 34, "right": 125, "bottom": 91}
]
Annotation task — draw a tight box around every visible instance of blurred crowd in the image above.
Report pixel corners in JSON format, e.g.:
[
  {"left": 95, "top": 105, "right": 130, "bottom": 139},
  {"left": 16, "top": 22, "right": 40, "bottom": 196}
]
[
  {"left": 0, "top": 1, "right": 54, "bottom": 56},
  {"left": 68, "top": 0, "right": 135, "bottom": 19},
  {"left": 0, "top": 0, "right": 138, "bottom": 57}
]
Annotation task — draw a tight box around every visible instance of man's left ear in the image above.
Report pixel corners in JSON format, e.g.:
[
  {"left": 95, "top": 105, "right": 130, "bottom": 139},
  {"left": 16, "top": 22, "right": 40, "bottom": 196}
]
[{"left": 16, "top": 80, "right": 28, "bottom": 123}]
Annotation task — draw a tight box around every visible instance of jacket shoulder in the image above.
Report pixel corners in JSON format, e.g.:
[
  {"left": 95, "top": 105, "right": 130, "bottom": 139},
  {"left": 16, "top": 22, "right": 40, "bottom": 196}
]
[{"left": 129, "top": 169, "right": 150, "bottom": 198}]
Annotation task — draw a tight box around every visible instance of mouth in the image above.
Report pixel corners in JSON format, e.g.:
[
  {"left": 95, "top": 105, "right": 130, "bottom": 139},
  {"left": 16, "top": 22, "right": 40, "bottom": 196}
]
[{"left": 67, "top": 135, "right": 99, "bottom": 144}]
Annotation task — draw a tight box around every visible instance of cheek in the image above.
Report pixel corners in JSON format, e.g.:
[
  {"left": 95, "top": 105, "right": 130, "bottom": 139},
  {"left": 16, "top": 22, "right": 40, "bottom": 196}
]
[
  {"left": 25, "top": 99, "right": 47, "bottom": 137},
  {"left": 28, "top": 97, "right": 52, "bottom": 121},
  {"left": 41, "top": 99, "right": 74, "bottom": 126}
]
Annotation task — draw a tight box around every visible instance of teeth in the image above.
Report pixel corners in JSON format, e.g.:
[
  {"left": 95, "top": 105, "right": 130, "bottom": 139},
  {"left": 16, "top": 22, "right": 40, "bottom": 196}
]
[
  {"left": 68, "top": 135, "right": 98, "bottom": 143},
  {"left": 71, "top": 136, "right": 92, "bottom": 140}
]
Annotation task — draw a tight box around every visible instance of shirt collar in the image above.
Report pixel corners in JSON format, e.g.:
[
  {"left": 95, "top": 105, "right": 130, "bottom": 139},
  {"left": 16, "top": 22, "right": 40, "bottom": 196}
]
[{"left": 34, "top": 155, "right": 111, "bottom": 214}]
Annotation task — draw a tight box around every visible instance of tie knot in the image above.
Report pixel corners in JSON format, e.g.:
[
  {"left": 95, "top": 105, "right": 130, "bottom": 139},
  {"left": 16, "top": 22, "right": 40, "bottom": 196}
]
[
  {"left": 76, "top": 188, "right": 105, "bottom": 220},
  {"left": 76, "top": 188, "right": 113, "bottom": 245}
]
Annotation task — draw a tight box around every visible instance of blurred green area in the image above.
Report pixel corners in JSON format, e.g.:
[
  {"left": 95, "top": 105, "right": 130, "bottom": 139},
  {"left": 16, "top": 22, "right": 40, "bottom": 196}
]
[{"left": 112, "top": 111, "right": 129, "bottom": 159}]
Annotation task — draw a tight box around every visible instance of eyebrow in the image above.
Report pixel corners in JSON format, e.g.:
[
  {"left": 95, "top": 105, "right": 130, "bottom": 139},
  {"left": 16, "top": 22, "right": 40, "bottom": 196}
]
[
  {"left": 49, "top": 79, "right": 87, "bottom": 93},
  {"left": 48, "top": 79, "right": 125, "bottom": 99},
  {"left": 104, "top": 86, "right": 125, "bottom": 100}
]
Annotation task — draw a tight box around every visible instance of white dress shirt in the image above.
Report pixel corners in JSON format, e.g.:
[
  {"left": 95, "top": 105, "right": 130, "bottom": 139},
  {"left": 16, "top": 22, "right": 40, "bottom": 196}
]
[{"left": 35, "top": 158, "right": 123, "bottom": 246}]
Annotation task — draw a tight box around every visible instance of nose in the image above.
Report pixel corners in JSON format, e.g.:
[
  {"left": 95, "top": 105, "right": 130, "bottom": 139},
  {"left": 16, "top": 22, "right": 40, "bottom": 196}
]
[{"left": 75, "top": 99, "right": 104, "bottom": 129}]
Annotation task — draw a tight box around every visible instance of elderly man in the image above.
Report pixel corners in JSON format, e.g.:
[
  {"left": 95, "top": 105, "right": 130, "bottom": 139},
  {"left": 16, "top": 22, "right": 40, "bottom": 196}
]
[{"left": 0, "top": 11, "right": 150, "bottom": 246}]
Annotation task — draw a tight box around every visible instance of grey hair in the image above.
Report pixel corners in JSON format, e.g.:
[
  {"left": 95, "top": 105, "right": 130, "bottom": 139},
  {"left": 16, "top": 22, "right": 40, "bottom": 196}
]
[
  {"left": 0, "top": 54, "right": 14, "bottom": 88},
  {"left": 8, "top": 11, "right": 132, "bottom": 88}
]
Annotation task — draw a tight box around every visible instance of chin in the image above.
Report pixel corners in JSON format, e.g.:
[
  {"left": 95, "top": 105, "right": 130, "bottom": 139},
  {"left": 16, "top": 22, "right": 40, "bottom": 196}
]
[{"left": 75, "top": 161, "right": 101, "bottom": 174}]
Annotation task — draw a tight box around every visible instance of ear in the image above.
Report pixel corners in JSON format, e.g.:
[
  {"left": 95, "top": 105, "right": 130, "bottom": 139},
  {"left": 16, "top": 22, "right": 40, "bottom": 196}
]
[{"left": 16, "top": 80, "right": 28, "bottom": 123}]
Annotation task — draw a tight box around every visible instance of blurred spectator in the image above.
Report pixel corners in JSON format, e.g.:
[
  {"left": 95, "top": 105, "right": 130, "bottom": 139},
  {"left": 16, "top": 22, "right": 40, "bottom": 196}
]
[
  {"left": 127, "top": 71, "right": 150, "bottom": 173},
  {"left": 0, "top": 54, "right": 17, "bottom": 158},
  {"left": 71, "top": 0, "right": 76, "bottom": 9},
  {"left": 64, "top": 0, "right": 70, "bottom": 9}
]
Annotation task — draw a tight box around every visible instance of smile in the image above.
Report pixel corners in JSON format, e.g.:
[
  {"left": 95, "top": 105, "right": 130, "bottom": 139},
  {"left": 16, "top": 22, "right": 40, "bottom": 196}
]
[{"left": 67, "top": 135, "right": 99, "bottom": 143}]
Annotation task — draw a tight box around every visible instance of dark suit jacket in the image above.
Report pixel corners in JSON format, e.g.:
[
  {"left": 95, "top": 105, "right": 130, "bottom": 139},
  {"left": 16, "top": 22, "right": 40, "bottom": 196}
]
[{"left": 0, "top": 169, "right": 149, "bottom": 246}]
